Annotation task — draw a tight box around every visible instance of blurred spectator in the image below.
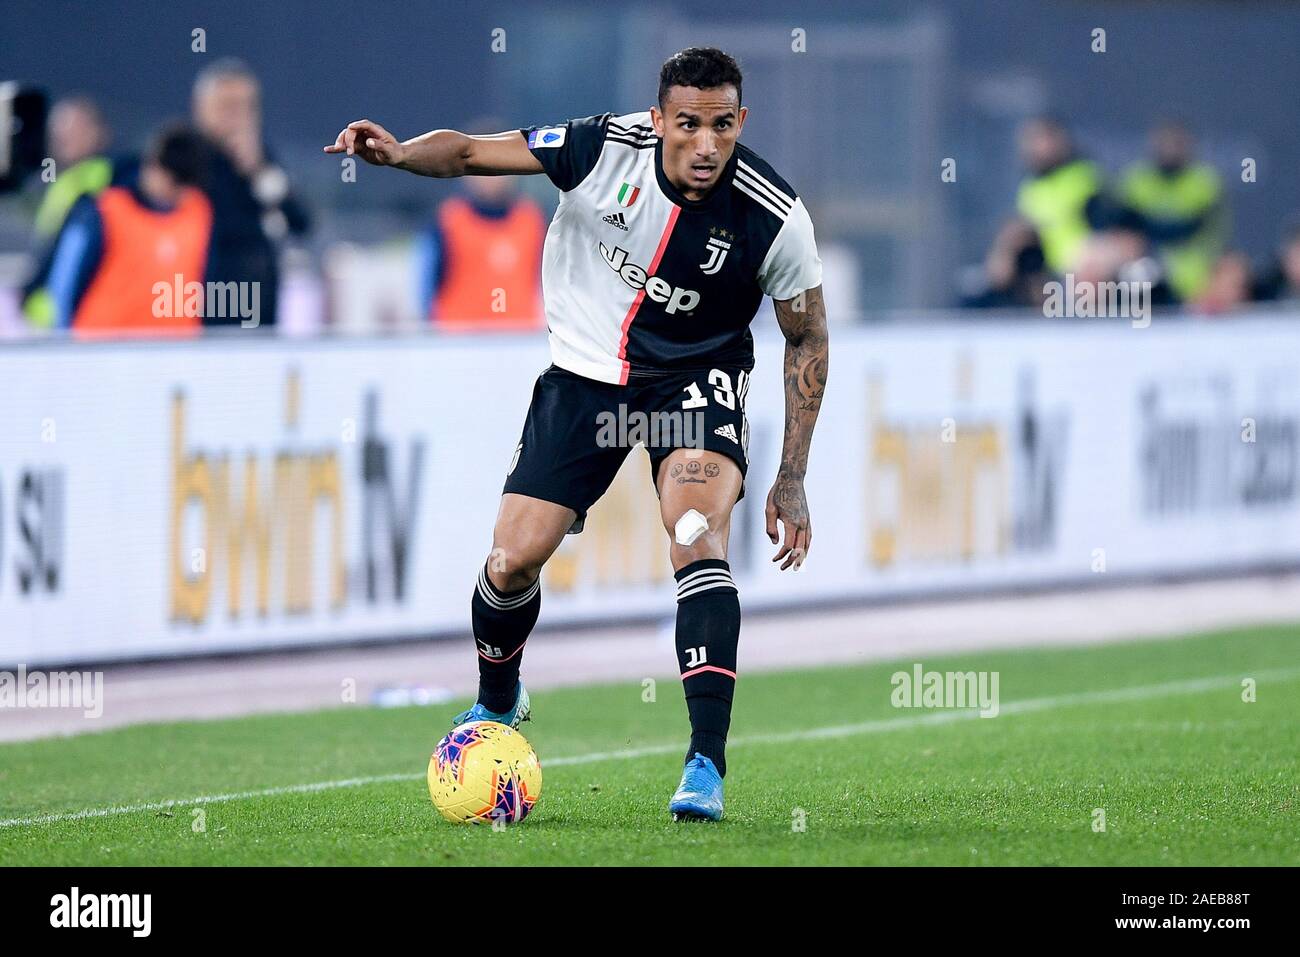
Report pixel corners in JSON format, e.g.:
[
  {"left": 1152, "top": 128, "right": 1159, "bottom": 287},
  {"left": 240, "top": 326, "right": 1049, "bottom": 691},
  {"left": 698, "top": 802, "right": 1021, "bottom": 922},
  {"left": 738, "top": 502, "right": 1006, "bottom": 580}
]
[
  {"left": 1074, "top": 228, "right": 1177, "bottom": 306},
  {"left": 1252, "top": 221, "right": 1300, "bottom": 306},
  {"left": 1013, "top": 117, "right": 1111, "bottom": 276},
  {"left": 1119, "top": 121, "right": 1226, "bottom": 303},
  {"left": 960, "top": 217, "right": 1049, "bottom": 308},
  {"left": 21, "top": 96, "right": 114, "bottom": 326},
  {"left": 33, "top": 96, "right": 113, "bottom": 239},
  {"left": 42, "top": 125, "right": 211, "bottom": 336},
  {"left": 192, "top": 57, "right": 309, "bottom": 328},
  {"left": 416, "top": 120, "right": 544, "bottom": 329},
  {"left": 1192, "top": 251, "right": 1252, "bottom": 315}
]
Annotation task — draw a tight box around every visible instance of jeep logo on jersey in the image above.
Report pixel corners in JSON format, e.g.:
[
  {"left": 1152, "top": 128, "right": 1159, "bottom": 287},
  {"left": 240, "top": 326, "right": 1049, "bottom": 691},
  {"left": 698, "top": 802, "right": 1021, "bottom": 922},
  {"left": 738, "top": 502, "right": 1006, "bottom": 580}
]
[{"left": 599, "top": 242, "right": 701, "bottom": 315}]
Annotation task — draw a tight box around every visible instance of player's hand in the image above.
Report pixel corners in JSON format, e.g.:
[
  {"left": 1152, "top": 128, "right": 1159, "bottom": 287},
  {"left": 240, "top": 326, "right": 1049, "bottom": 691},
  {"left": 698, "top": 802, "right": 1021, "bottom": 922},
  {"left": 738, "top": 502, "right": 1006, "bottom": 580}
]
[
  {"left": 323, "top": 119, "right": 405, "bottom": 166},
  {"left": 765, "top": 470, "right": 811, "bottom": 571}
]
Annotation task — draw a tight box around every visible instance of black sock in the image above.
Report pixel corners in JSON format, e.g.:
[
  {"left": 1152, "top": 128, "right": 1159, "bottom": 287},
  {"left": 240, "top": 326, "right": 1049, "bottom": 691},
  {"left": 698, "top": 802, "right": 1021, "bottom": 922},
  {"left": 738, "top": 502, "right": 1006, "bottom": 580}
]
[
  {"left": 472, "top": 562, "right": 541, "bottom": 713},
  {"left": 674, "top": 558, "right": 740, "bottom": 777}
]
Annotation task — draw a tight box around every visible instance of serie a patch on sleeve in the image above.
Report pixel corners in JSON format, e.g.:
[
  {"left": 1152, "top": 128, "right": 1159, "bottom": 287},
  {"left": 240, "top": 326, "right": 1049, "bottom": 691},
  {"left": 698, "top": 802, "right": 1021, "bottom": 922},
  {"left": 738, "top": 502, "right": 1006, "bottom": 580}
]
[{"left": 528, "top": 126, "right": 567, "bottom": 149}]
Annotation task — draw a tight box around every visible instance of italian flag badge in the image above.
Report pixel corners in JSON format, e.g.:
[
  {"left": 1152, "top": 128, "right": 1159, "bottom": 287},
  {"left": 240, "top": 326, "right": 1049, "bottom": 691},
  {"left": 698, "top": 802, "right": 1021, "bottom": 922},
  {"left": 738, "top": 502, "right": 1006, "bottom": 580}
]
[{"left": 616, "top": 182, "right": 640, "bottom": 207}]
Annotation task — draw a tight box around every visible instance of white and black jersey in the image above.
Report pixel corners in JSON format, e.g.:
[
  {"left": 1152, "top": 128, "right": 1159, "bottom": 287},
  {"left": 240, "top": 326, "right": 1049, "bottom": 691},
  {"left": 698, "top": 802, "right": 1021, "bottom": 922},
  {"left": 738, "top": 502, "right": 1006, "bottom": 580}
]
[{"left": 520, "top": 111, "right": 822, "bottom": 385}]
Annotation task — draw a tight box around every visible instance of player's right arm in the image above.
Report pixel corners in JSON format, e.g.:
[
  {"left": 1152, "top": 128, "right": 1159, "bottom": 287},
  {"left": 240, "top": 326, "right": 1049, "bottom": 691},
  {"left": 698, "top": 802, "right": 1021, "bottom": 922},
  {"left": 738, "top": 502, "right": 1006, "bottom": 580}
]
[{"left": 323, "top": 119, "right": 543, "bottom": 177}]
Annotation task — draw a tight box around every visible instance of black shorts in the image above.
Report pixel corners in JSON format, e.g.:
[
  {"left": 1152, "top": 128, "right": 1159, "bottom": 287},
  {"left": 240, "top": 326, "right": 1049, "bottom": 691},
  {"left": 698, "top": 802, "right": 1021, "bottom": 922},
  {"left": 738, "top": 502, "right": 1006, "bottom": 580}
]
[{"left": 503, "top": 364, "right": 752, "bottom": 533}]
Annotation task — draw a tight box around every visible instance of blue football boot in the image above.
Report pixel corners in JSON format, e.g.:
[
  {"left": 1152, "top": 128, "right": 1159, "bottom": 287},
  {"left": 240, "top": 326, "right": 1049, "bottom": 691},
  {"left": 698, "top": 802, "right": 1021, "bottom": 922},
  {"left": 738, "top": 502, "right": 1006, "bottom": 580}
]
[
  {"left": 669, "top": 752, "right": 724, "bottom": 821},
  {"left": 451, "top": 680, "right": 531, "bottom": 729}
]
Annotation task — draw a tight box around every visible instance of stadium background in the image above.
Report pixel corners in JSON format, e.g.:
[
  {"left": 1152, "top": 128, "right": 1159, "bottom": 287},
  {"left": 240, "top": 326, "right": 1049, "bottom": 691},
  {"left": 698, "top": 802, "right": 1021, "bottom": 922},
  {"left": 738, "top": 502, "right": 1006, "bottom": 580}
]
[
  {"left": 4, "top": 0, "right": 1300, "bottom": 310},
  {"left": 0, "top": 0, "right": 1297, "bottom": 860}
]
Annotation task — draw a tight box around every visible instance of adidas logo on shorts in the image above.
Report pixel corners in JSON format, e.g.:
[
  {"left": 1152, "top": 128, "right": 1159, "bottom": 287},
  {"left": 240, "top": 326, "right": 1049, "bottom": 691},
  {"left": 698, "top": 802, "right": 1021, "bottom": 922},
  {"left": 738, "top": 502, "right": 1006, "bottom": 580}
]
[{"left": 714, "top": 424, "right": 738, "bottom": 444}]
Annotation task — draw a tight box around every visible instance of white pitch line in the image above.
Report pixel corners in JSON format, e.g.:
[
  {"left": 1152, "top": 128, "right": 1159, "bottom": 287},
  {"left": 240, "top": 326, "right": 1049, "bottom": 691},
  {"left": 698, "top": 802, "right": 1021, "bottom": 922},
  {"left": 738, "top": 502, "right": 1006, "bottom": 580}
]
[
  {"left": 0, "top": 774, "right": 418, "bottom": 829},
  {"left": 2, "top": 667, "right": 1296, "bottom": 831}
]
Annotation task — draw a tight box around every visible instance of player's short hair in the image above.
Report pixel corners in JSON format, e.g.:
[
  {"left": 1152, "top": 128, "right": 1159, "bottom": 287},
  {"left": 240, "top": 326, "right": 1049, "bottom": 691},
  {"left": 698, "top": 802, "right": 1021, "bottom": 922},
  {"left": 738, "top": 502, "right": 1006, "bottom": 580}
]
[{"left": 658, "top": 47, "right": 743, "bottom": 107}]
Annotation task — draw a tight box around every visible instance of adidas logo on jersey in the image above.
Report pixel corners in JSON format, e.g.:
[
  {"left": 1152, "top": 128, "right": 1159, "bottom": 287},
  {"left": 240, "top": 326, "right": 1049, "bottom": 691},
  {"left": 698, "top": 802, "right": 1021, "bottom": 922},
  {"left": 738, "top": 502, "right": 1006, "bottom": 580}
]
[
  {"left": 599, "top": 242, "right": 701, "bottom": 315},
  {"left": 714, "top": 424, "right": 739, "bottom": 444},
  {"left": 602, "top": 211, "right": 629, "bottom": 231}
]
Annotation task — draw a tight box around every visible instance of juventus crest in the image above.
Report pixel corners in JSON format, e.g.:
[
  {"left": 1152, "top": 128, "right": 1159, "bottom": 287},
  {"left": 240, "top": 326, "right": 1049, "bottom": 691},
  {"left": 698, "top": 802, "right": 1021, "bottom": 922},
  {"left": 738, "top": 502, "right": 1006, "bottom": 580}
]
[{"left": 700, "top": 227, "right": 734, "bottom": 275}]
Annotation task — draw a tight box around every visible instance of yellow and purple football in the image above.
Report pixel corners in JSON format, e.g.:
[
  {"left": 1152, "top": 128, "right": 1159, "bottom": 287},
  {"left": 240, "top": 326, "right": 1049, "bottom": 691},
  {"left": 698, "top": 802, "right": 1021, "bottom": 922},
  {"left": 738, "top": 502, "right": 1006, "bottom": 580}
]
[{"left": 427, "top": 721, "right": 542, "bottom": 825}]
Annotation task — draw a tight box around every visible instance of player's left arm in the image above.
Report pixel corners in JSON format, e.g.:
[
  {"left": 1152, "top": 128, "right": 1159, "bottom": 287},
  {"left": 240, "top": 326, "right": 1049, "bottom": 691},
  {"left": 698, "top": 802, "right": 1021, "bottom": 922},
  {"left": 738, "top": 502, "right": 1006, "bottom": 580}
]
[{"left": 765, "top": 284, "right": 828, "bottom": 571}]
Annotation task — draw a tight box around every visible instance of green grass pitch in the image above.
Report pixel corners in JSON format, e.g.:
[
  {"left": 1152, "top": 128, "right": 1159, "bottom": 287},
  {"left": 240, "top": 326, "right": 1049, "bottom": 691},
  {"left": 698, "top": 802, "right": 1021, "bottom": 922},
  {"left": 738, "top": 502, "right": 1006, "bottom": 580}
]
[{"left": 1, "top": 625, "right": 1297, "bottom": 866}]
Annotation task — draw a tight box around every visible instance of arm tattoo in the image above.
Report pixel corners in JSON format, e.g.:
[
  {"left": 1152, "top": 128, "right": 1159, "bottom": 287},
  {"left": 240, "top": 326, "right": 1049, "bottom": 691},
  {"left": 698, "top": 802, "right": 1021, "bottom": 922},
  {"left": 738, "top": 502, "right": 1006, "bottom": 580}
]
[{"left": 773, "top": 284, "right": 829, "bottom": 483}]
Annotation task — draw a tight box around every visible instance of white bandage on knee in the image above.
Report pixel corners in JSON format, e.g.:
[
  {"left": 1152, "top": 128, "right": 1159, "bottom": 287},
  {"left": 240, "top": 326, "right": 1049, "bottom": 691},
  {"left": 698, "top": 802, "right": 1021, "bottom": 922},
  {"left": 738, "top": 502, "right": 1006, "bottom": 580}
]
[{"left": 674, "top": 508, "right": 709, "bottom": 547}]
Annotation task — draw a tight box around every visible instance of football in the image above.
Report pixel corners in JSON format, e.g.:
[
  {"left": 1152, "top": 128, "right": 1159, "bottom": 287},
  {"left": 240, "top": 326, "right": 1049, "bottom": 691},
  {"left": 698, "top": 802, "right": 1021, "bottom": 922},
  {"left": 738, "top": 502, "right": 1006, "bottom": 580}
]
[{"left": 427, "top": 721, "right": 542, "bottom": 825}]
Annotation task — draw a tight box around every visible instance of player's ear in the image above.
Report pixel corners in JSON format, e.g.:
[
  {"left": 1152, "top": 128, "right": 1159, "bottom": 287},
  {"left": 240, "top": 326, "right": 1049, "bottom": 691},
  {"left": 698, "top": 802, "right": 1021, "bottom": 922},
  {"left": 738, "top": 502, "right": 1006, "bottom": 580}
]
[
  {"left": 650, "top": 105, "right": 664, "bottom": 137},
  {"left": 736, "top": 105, "right": 748, "bottom": 135}
]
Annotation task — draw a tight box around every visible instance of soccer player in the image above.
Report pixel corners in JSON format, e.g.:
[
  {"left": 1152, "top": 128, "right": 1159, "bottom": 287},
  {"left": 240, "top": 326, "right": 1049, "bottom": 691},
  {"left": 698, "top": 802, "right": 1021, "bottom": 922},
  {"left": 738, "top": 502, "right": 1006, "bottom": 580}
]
[{"left": 326, "top": 47, "right": 827, "bottom": 821}]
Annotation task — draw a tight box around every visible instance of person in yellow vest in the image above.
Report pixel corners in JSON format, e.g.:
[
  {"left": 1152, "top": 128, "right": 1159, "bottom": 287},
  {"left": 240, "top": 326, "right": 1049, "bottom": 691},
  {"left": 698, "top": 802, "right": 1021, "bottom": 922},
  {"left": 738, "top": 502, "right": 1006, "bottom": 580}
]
[
  {"left": 35, "top": 96, "right": 114, "bottom": 238},
  {"left": 44, "top": 125, "right": 212, "bottom": 338},
  {"left": 1014, "top": 117, "right": 1111, "bottom": 276},
  {"left": 417, "top": 166, "right": 545, "bottom": 330},
  {"left": 1120, "top": 121, "right": 1226, "bottom": 303},
  {"left": 22, "top": 96, "right": 114, "bottom": 327}
]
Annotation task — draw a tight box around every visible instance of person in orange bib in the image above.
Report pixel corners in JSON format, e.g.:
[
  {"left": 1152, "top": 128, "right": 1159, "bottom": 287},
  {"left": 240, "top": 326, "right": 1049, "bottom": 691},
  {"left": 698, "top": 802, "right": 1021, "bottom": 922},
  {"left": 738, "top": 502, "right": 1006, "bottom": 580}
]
[
  {"left": 417, "top": 172, "right": 545, "bottom": 330},
  {"left": 46, "top": 125, "right": 212, "bottom": 338}
]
